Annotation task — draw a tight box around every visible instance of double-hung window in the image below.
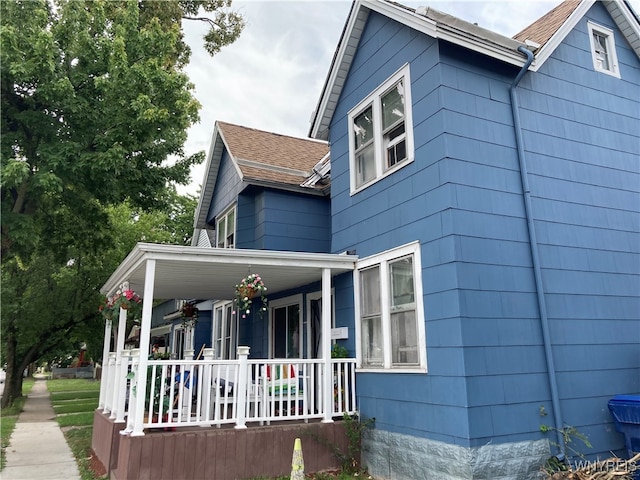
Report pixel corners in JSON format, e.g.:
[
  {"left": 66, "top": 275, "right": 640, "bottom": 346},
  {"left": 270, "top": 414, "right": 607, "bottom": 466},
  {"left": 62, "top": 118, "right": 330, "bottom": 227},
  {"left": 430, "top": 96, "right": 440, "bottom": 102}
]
[
  {"left": 349, "top": 64, "right": 414, "bottom": 194},
  {"left": 216, "top": 205, "right": 236, "bottom": 248},
  {"left": 587, "top": 22, "right": 620, "bottom": 78},
  {"left": 355, "top": 242, "right": 426, "bottom": 372}
]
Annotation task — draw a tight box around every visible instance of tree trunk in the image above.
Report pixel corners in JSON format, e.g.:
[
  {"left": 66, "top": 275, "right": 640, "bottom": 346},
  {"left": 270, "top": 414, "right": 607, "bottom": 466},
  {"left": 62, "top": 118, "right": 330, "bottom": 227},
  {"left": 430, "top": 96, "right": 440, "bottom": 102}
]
[{"left": 1, "top": 329, "right": 23, "bottom": 409}]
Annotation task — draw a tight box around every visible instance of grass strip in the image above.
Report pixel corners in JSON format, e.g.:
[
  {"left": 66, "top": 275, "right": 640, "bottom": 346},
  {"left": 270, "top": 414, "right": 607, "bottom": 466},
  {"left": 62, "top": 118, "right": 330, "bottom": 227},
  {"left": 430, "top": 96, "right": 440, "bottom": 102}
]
[
  {"left": 63, "top": 427, "right": 106, "bottom": 480},
  {"left": 47, "top": 379, "right": 100, "bottom": 393},
  {"left": 50, "top": 391, "right": 100, "bottom": 402},
  {"left": 53, "top": 403, "right": 98, "bottom": 415},
  {"left": 56, "top": 412, "right": 95, "bottom": 427}
]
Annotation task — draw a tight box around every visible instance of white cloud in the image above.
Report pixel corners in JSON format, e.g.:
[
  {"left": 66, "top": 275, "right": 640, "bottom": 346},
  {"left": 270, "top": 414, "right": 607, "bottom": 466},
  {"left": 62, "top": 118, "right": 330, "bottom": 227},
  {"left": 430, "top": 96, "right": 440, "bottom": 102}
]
[{"left": 179, "top": 0, "right": 639, "bottom": 194}]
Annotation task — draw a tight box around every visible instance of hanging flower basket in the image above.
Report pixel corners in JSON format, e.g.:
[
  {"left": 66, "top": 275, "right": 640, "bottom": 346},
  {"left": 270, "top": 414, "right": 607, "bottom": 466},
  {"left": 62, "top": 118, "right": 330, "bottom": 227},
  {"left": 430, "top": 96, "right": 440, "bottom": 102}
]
[
  {"left": 234, "top": 273, "right": 268, "bottom": 319},
  {"left": 116, "top": 289, "right": 142, "bottom": 310},
  {"left": 99, "top": 289, "right": 142, "bottom": 320},
  {"left": 99, "top": 297, "right": 117, "bottom": 321},
  {"left": 181, "top": 301, "right": 199, "bottom": 328}
]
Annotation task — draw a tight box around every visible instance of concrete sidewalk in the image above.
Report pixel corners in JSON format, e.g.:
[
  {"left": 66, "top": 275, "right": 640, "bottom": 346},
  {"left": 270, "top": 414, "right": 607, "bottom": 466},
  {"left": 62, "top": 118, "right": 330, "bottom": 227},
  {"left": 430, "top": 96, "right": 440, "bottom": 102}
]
[{"left": 2, "top": 375, "right": 81, "bottom": 480}]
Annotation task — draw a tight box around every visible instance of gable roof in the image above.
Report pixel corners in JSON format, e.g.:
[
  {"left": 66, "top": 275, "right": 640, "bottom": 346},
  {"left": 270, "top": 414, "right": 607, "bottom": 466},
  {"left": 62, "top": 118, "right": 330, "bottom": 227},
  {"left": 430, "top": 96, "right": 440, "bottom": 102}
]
[
  {"left": 513, "top": 1, "right": 580, "bottom": 48},
  {"left": 515, "top": 0, "right": 640, "bottom": 71},
  {"left": 309, "top": 0, "right": 640, "bottom": 140},
  {"left": 193, "top": 121, "right": 329, "bottom": 231}
]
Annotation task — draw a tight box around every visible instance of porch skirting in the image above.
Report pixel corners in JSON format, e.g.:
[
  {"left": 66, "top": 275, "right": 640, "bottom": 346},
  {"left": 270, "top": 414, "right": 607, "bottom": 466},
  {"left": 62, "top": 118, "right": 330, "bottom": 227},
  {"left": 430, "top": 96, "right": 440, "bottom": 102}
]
[
  {"left": 91, "top": 410, "right": 126, "bottom": 474},
  {"left": 92, "top": 411, "right": 350, "bottom": 480},
  {"left": 362, "top": 430, "right": 550, "bottom": 480}
]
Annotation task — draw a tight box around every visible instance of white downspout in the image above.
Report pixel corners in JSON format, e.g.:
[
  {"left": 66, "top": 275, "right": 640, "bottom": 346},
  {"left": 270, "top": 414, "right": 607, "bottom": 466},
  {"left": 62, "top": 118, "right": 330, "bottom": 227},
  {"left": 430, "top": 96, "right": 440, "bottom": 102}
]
[{"left": 131, "top": 259, "right": 156, "bottom": 437}]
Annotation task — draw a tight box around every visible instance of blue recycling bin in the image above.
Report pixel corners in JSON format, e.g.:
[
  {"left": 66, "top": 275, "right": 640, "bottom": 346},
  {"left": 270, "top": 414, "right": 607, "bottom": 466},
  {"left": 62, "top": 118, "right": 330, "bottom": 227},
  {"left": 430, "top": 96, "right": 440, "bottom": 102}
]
[{"left": 608, "top": 394, "right": 640, "bottom": 458}]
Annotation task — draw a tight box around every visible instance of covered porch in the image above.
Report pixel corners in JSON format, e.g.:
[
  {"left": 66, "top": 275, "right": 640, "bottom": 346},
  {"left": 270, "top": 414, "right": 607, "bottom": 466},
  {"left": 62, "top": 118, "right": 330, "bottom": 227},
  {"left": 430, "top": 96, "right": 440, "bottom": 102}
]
[{"left": 93, "top": 243, "right": 359, "bottom": 477}]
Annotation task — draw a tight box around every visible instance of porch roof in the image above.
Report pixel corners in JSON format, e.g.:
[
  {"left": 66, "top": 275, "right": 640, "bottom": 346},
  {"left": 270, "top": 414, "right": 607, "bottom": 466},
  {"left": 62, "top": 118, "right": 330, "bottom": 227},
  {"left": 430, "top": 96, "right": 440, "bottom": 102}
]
[{"left": 101, "top": 243, "right": 358, "bottom": 300}]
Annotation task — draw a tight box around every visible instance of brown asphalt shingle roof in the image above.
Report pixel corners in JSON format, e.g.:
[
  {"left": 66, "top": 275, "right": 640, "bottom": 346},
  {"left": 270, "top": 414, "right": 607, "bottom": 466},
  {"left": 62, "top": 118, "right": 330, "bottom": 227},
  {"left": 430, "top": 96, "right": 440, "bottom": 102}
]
[
  {"left": 513, "top": 0, "right": 581, "bottom": 48},
  {"left": 217, "top": 121, "right": 328, "bottom": 188}
]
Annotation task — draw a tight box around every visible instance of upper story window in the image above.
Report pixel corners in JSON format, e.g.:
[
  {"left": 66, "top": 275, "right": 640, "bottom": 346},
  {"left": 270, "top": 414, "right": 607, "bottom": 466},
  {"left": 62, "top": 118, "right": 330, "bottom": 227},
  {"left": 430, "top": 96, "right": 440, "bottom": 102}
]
[
  {"left": 348, "top": 64, "right": 414, "bottom": 194},
  {"left": 587, "top": 21, "right": 620, "bottom": 78},
  {"left": 355, "top": 241, "right": 427, "bottom": 372},
  {"left": 216, "top": 205, "right": 236, "bottom": 248}
]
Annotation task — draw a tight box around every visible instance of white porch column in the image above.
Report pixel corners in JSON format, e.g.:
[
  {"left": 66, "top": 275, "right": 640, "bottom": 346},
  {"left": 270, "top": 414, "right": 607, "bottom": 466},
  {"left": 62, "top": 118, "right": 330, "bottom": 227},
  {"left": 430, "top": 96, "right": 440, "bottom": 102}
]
[
  {"left": 115, "top": 349, "right": 131, "bottom": 423},
  {"left": 121, "top": 349, "right": 140, "bottom": 435},
  {"left": 321, "top": 268, "right": 334, "bottom": 423},
  {"left": 98, "top": 318, "right": 112, "bottom": 409},
  {"left": 110, "top": 307, "right": 128, "bottom": 420},
  {"left": 201, "top": 348, "right": 215, "bottom": 424},
  {"left": 131, "top": 259, "right": 156, "bottom": 437},
  {"left": 235, "top": 346, "right": 250, "bottom": 430}
]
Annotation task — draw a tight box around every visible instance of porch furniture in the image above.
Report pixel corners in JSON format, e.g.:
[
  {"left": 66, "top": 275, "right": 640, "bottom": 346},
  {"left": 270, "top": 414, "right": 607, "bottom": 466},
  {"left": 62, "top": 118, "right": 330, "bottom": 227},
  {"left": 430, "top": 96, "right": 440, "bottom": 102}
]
[{"left": 261, "top": 364, "right": 308, "bottom": 422}]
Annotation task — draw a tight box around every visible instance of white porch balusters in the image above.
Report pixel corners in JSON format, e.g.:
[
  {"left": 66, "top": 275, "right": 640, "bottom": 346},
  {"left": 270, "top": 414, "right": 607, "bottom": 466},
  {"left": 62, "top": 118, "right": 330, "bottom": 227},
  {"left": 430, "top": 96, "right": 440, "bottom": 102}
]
[
  {"left": 121, "top": 348, "right": 140, "bottom": 435},
  {"left": 110, "top": 307, "right": 128, "bottom": 420},
  {"left": 98, "top": 319, "right": 112, "bottom": 410},
  {"left": 131, "top": 259, "right": 156, "bottom": 437},
  {"left": 235, "top": 346, "right": 250, "bottom": 429},
  {"left": 104, "top": 352, "right": 117, "bottom": 414},
  {"left": 321, "top": 268, "right": 334, "bottom": 423},
  {"left": 115, "top": 350, "right": 131, "bottom": 423}
]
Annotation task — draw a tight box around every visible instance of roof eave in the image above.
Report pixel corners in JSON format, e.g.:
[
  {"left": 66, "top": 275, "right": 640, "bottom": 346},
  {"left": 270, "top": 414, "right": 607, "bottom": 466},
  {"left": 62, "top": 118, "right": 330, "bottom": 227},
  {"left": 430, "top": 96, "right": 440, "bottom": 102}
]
[{"left": 309, "top": 0, "right": 527, "bottom": 140}]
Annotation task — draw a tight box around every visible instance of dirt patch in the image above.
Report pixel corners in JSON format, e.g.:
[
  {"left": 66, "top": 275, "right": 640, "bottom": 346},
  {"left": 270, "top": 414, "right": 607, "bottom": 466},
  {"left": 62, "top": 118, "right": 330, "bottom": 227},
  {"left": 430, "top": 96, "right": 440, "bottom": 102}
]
[{"left": 88, "top": 448, "right": 107, "bottom": 478}]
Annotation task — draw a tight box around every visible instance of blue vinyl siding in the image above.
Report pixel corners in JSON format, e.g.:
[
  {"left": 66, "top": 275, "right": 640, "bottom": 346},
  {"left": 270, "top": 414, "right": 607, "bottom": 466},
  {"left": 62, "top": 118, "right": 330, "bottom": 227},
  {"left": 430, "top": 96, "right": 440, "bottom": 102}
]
[
  {"left": 513, "top": 4, "right": 639, "bottom": 459},
  {"left": 238, "top": 189, "right": 330, "bottom": 252},
  {"left": 207, "top": 148, "right": 243, "bottom": 225},
  {"left": 329, "top": 3, "right": 639, "bottom": 457}
]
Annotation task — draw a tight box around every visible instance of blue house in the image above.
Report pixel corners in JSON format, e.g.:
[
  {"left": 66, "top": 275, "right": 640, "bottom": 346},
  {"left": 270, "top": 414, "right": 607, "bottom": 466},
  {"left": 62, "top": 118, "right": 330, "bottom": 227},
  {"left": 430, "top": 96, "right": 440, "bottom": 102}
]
[
  {"left": 305, "top": 0, "right": 639, "bottom": 476},
  {"left": 94, "top": 1, "right": 639, "bottom": 478}
]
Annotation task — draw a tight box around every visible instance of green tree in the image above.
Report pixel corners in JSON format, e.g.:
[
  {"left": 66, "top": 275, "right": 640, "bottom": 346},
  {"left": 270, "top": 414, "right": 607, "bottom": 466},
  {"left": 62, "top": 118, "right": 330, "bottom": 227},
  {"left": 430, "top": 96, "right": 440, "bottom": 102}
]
[{"left": 0, "top": 0, "right": 243, "bottom": 407}]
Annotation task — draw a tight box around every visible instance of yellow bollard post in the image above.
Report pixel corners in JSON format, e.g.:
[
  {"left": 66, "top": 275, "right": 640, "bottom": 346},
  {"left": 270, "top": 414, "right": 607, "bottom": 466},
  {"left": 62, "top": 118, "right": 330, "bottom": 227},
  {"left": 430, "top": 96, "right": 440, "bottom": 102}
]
[{"left": 290, "top": 437, "right": 305, "bottom": 480}]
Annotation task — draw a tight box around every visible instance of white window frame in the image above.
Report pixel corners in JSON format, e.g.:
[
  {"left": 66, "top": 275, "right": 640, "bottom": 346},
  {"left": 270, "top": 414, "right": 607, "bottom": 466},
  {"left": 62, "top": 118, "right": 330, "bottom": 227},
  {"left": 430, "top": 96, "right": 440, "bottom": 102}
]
[
  {"left": 216, "top": 204, "right": 236, "bottom": 248},
  {"left": 269, "top": 294, "right": 303, "bottom": 359},
  {"left": 348, "top": 63, "right": 414, "bottom": 195},
  {"left": 354, "top": 241, "right": 427, "bottom": 373},
  {"left": 172, "top": 325, "right": 193, "bottom": 360},
  {"left": 306, "top": 290, "right": 335, "bottom": 359},
  {"left": 212, "top": 300, "right": 237, "bottom": 360},
  {"left": 587, "top": 21, "right": 620, "bottom": 78}
]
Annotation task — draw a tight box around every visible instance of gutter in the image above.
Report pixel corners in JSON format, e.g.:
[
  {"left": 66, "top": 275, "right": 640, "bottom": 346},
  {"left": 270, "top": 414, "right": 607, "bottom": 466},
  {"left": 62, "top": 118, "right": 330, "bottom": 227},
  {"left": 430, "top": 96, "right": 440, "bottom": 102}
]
[{"left": 509, "top": 45, "right": 566, "bottom": 460}]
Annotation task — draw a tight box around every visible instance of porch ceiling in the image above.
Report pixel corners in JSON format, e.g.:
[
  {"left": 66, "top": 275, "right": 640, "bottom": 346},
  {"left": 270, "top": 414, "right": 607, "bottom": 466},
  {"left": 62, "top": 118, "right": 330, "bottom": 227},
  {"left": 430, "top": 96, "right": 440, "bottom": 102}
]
[{"left": 101, "top": 243, "right": 358, "bottom": 300}]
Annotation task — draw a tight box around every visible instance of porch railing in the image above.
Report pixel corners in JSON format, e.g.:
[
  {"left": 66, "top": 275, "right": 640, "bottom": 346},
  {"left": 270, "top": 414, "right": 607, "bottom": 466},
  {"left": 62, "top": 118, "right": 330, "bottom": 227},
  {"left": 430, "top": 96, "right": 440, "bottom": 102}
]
[{"left": 100, "top": 347, "right": 357, "bottom": 434}]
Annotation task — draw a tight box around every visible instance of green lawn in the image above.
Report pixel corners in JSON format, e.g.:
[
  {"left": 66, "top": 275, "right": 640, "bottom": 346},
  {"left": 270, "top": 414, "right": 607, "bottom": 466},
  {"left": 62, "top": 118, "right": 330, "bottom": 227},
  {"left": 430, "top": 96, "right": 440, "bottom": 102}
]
[
  {"left": 47, "top": 378, "right": 100, "bottom": 393},
  {"left": 0, "top": 378, "right": 36, "bottom": 470},
  {"left": 53, "top": 402, "right": 98, "bottom": 415},
  {"left": 46, "top": 378, "right": 106, "bottom": 480}
]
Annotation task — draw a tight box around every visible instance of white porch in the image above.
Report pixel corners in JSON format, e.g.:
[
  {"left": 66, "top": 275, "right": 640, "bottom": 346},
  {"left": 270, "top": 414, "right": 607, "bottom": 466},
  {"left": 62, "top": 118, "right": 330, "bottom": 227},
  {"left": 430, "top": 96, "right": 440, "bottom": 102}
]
[{"left": 97, "top": 243, "right": 359, "bottom": 436}]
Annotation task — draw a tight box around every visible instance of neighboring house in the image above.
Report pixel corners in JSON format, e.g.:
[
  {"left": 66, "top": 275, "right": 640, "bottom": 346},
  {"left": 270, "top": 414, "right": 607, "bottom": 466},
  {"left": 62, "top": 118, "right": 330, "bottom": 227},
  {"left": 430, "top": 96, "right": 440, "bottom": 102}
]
[{"left": 94, "top": 1, "right": 639, "bottom": 479}]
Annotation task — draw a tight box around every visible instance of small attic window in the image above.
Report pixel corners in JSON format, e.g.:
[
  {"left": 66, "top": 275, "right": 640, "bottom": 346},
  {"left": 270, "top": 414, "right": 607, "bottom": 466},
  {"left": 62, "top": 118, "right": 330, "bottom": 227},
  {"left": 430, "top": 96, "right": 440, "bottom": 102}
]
[{"left": 587, "top": 21, "right": 620, "bottom": 78}]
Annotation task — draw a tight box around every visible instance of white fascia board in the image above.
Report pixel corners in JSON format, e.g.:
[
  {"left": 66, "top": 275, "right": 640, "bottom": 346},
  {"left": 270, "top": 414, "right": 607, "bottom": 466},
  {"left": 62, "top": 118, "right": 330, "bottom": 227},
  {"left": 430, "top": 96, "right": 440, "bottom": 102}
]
[
  {"left": 193, "top": 123, "right": 224, "bottom": 229},
  {"left": 528, "top": 0, "right": 596, "bottom": 72},
  {"left": 310, "top": 1, "right": 369, "bottom": 140},
  {"left": 605, "top": 0, "right": 640, "bottom": 56},
  {"left": 217, "top": 128, "right": 244, "bottom": 183},
  {"left": 366, "top": 0, "right": 526, "bottom": 65}
]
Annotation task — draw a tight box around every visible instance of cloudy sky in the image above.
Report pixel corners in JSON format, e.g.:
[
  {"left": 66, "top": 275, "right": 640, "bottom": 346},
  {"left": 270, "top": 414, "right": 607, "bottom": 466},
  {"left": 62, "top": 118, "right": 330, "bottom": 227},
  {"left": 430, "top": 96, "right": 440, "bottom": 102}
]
[{"left": 178, "top": 0, "right": 636, "bottom": 193}]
